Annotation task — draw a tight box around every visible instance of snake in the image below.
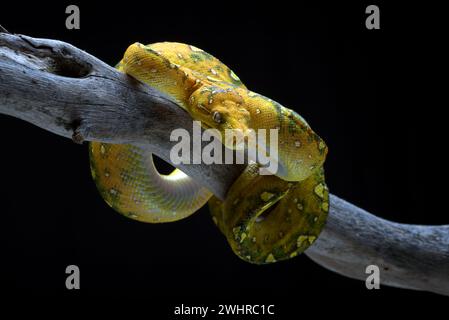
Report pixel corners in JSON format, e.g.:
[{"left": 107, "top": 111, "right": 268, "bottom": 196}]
[{"left": 89, "top": 42, "right": 329, "bottom": 264}]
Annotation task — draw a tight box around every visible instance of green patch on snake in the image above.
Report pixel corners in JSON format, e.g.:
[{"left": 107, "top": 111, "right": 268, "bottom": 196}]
[
  {"left": 228, "top": 69, "right": 242, "bottom": 84},
  {"left": 265, "top": 253, "right": 276, "bottom": 263},
  {"left": 287, "top": 119, "right": 298, "bottom": 135},
  {"left": 297, "top": 235, "right": 317, "bottom": 248},
  {"left": 318, "top": 140, "right": 327, "bottom": 155},
  {"left": 321, "top": 201, "right": 329, "bottom": 212},
  {"left": 190, "top": 52, "right": 213, "bottom": 63},
  {"left": 290, "top": 110, "right": 309, "bottom": 127},
  {"left": 214, "top": 64, "right": 224, "bottom": 71},
  {"left": 271, "top": 246, "right": 289, "bottom": 260},
  {"left": 268, "top": 100, "right": 284, "bottom": 125},
  {"left": 314, "top": 183, "right": 326, "bottom": 199},
  {"left": 126, "top": 212, "right": 140, "bottom": 219},
  {"left": 143, "top": 46, "right": 161, "bottom": 56}
]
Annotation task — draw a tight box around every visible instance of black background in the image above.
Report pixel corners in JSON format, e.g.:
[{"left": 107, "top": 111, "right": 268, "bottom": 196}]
[{"left": 2, "top": 0, "right": 448, "bottom": 315}]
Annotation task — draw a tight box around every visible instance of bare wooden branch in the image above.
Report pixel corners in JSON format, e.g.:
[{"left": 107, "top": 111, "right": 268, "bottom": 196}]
[
  {"left": 308, "top": 195, "right": 449, "bottom": 296},
  {"left": 1, "top": 33, "right": 448, "bottom": 296}
]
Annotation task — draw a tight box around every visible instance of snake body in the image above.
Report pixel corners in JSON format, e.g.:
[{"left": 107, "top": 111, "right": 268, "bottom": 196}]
[{"left": 89, "top": 42, "right": 329, "bottom": 264}]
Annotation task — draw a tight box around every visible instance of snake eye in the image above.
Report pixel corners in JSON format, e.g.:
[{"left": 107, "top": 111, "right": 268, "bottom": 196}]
[{"left": 212, "top": 111, "right": 223, "bottom": 123}]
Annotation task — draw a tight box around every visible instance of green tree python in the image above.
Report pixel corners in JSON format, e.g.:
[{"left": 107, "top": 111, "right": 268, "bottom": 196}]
[{"left": 89, "top": 42, "right": 329, "bottom": 264}]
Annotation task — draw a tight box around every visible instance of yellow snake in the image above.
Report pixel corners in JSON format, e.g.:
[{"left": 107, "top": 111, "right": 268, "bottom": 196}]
[{"left": 89, "top": 42, "right": 329, "bottom": 264}]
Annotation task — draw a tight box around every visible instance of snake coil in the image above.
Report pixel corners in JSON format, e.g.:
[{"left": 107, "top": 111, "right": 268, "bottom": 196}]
[{"left": 89, "top": 42, "right": 329, "bottom": 264}]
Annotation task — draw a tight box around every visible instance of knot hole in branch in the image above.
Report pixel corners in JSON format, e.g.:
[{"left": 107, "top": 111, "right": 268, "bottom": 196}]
[{"left": 49, "top": 47, "right": 92, "bottom": 78}]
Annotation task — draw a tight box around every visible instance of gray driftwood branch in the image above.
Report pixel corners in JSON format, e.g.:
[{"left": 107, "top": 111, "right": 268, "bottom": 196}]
[{"left": 1, "top": 32, "right": 448, "bottom": 296}]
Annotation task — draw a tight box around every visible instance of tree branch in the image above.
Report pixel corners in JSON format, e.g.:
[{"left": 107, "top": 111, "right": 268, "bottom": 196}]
[{"left": 1, "top": 33, "right": 448, "bottom": 296}]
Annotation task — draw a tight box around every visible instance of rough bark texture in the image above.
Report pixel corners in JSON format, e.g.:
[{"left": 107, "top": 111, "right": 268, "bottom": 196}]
[{"left": 1, "top": 32, "right": 448, "bottom": 296}]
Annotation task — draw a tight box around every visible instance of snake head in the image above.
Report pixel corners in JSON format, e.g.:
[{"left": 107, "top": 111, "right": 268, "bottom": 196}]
[{"left": 189, "top": 87, "right": 251, "bottom": 149}]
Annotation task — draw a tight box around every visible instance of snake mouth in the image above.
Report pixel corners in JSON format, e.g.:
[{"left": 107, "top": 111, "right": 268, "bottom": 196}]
[
  {"left": 254, "top": 191, "right": 287, "bottom": 223},
  {"left": 255, "top": 204, "right": 277, "bottom": 223}
]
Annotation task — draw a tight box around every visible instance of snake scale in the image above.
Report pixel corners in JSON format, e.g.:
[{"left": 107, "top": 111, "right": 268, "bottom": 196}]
[{"left": 89, "top": 42, "right": 329, "bottom": 264}]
